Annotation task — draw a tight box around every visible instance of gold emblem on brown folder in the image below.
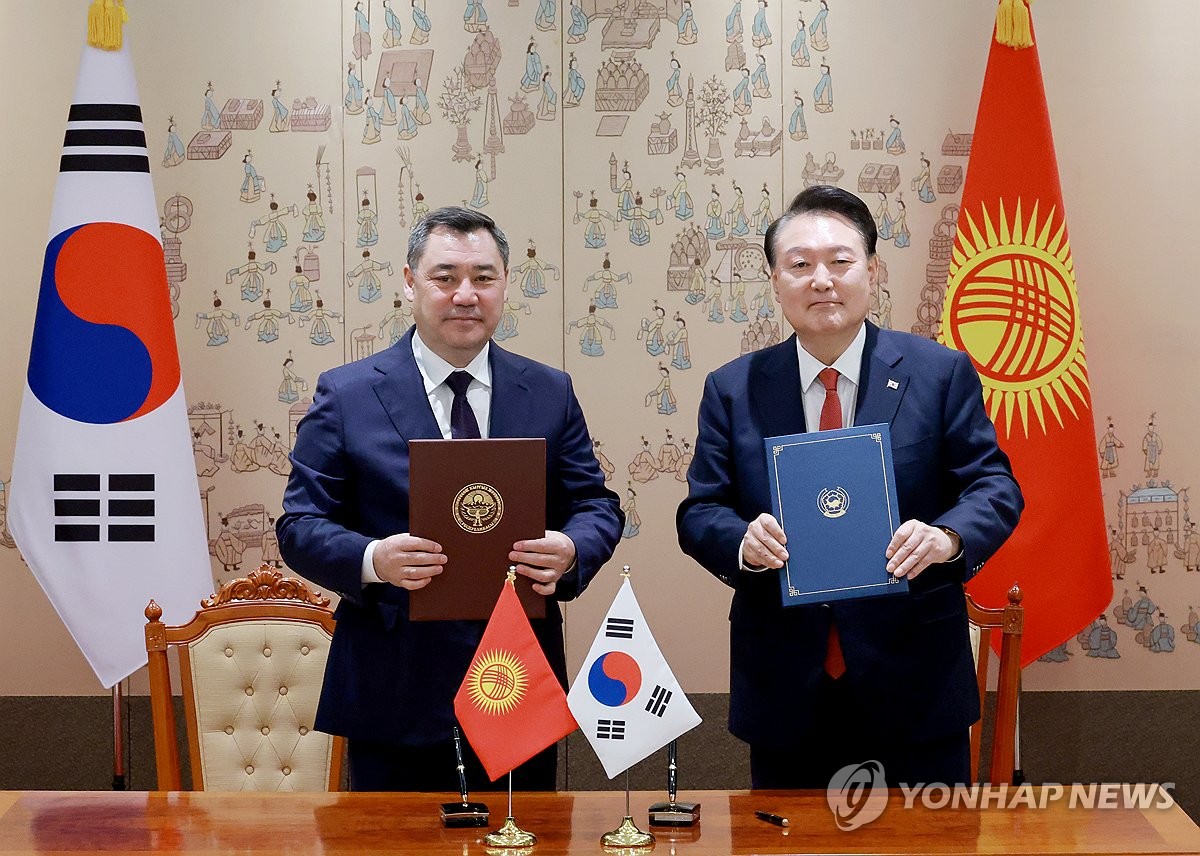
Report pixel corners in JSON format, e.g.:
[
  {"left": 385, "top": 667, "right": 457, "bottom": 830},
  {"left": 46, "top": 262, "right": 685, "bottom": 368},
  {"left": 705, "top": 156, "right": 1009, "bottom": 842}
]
[{"left": 454, "top": 483, "right": 505, "bottom": 533}]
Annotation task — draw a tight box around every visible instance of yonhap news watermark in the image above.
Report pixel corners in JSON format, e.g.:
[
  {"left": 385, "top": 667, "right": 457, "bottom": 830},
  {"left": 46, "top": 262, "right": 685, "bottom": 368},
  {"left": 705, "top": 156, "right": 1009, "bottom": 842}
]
[
  {"left": 897, "top": 781, "right": 1177, "bottom": 811},
  {"left": 826, "top": 761, "right": 1176, "bottom": 832}
]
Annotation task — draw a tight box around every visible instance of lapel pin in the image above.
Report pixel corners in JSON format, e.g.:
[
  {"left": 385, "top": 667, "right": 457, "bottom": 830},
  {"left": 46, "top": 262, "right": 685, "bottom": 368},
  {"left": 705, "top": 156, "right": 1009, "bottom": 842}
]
[{"left": 887, "top": 379, "right": 899, "bottom": 390}]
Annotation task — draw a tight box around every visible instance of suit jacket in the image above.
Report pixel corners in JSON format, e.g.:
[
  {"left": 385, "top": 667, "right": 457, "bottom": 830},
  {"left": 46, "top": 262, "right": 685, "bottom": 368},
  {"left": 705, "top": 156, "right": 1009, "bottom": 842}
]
[
  {"left": 677, "top": 323, "right": 1023, "bottom": 746},
  {"left": 278, "top": 329, "right": 623, "bottom": 746}
]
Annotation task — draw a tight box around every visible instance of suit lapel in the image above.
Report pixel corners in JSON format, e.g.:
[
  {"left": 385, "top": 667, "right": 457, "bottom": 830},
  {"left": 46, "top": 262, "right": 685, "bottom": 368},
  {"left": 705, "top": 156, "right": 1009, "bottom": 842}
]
[
  {"left": 752, "top": 336, "right": 807, "bottom": 437},
  {"left": 487, "top": 343, "right": 531, "bottom": 438},
  {"left": 372, "top": 329, "right": 442, "bottom": 440},
  {"left": 855, "top": 322, "right": 910, "bottom": 428}
]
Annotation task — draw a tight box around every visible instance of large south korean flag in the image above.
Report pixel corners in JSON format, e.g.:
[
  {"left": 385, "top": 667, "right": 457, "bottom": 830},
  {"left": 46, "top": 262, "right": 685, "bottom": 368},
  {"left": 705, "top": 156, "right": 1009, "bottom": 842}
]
[
  {"left": 9, "top": 34, "right": 212, "bottom": 688},
  {"left": 568, "top": 576, "right": 701, "bottom": 778}
]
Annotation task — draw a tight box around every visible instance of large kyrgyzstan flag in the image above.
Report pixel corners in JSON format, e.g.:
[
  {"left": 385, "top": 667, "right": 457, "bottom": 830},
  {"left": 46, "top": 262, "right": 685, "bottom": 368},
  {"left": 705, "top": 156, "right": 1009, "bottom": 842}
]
[{"left": 939, "top": 0, "right": 1111, "bottom": 665}]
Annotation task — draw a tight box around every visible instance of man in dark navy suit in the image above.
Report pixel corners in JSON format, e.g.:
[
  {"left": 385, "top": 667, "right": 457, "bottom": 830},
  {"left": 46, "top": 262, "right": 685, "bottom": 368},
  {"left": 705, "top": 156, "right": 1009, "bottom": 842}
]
[
  {"left": 279, "top": 207, "right": 622, "bottom": 791},
  {"left": 677, "top": 187, "right": 1023, "bottom": 788}
]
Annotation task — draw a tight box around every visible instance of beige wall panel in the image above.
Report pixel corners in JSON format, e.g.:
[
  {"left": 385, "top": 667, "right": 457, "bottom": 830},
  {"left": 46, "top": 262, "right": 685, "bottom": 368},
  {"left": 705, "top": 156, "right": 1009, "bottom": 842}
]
[{"left": 0, "top": 1, "right": 1197, "bottom": 698}]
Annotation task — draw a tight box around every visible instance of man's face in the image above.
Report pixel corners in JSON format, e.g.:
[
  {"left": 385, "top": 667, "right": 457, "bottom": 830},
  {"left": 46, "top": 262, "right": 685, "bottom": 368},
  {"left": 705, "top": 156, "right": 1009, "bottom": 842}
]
[
  {"left": 404, "top": 227, "right": 507, "bottom": 366},
  {"left": 771, "top": 211, "right": 876, "bottom": 357}
]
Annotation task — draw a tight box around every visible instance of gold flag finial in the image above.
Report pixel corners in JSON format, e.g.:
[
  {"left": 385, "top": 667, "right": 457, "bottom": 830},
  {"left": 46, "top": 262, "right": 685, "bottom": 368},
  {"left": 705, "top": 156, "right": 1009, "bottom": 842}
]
[
  {"left": 506, "top": 565, "right": 517, "bottom": 584},
  {"left": 88, "top": 0, "right": 128, "bottom": 51},
  {"left": 995, "top": 0, "right": 1033, "bottom": 49}
]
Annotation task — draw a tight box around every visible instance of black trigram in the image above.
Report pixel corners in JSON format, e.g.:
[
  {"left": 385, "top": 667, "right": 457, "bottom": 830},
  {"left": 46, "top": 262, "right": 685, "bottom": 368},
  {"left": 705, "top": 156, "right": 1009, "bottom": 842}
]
[
  {"left": 60, "top": 103, "right": 150, "bottom": 174},
  {"left": 605, "top": 617, "right": 635, "bottom": 639},
  {"left": 53, "top": 473, "right": 155, "bottom": 543},
  {"left": 645, "top": 685, "right": 672, "bottom": 718},
  {"left": 596, "top": 719, "right": 626, "bottom": 740}
]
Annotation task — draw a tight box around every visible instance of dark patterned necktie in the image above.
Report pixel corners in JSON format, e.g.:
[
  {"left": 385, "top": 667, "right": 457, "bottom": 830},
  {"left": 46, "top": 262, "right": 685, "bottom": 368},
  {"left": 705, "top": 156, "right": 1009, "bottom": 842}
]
[{"left": 445, "top": 371, "right": 481, "bottom": 439}]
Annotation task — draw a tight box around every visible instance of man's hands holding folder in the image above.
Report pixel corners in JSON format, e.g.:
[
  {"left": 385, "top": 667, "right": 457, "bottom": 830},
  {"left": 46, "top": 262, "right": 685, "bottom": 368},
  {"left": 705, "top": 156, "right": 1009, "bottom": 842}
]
[
  {"left": 373, "top": 530, "right": 577, "bottom": 596},
  {"left": 509, "top": 530, "right": 577, "bottom": 596},
  {"left": 885, "top": 520, "right": 960, "bottom": 579},
  {"left": 374, "top": 534, "right": 446, "bottom": 590},
  {"left": 742, "top": 513, "right": 789, "bottom": 570},
  {"left": 740, "top": 513, "right": 957, "bottom": 579}
]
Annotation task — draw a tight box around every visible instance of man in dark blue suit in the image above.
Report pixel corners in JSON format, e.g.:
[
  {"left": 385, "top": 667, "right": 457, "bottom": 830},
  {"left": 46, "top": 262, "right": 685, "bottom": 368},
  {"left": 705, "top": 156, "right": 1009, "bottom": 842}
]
[
  {"left": 278, "top": 207, "right": 622, "bottom": 791},
  {"left": 677, "top": 187, "right": 1023, "bottom": 789}
]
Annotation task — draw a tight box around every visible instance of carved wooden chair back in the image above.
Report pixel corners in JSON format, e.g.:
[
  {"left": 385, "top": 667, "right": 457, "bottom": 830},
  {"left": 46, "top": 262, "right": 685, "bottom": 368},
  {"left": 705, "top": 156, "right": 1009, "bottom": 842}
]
[
  {"left": 965, "top": 584, "right": 1023, "bottom": 785},
  {"left": 145, "top": 564, "right": 343, "bottom": 791}
]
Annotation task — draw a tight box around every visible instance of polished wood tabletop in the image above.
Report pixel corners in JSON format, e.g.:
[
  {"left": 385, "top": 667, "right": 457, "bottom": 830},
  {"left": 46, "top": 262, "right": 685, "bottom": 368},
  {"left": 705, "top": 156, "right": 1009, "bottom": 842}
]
[{"left": 0, "top": 788, "right": 1197, "bottom": 855}]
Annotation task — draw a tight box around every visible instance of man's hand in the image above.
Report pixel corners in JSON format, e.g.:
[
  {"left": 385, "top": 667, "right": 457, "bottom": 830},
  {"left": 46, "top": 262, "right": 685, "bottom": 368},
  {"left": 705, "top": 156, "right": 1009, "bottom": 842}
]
[
  {"left": 373, "top": 533, "right": 446, "bottom": 590},
  {"left": 741, "top": 513, "right": 788, "bottom": 570},
  {"left": 886, "top": 520, "right": 959, "bottom": 580},
  {"left": 510, "top": 530, "right": 577, "bottom": 596}
]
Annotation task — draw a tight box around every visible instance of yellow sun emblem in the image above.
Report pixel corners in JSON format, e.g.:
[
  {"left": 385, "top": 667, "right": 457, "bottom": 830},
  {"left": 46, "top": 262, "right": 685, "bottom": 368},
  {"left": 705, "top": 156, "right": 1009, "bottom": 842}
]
[
  {"left": 465, "top": 650, "right": 527, "bottom": 716},
  {"left": 939, "top": 198, "right": 1091, "bottom": 440}
]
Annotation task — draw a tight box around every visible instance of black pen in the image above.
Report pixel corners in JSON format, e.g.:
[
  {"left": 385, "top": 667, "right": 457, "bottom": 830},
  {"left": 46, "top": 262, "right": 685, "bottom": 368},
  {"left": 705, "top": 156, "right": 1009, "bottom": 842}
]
[
  {"left": 755, "top": 810, "right": 789, "bottom": 828},
  {"left": 667, "top": 740, "right": 678, "bottom": 805},
  {"left": 452, "top": 726, "right": 469, "bottom": 805}
]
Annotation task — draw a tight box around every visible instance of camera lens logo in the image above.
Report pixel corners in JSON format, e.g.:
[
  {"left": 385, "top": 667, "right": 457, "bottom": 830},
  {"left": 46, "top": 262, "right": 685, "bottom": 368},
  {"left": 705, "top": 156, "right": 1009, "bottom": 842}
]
[{"left": 827, "top": 760, "right": 888, "bottom": 831}]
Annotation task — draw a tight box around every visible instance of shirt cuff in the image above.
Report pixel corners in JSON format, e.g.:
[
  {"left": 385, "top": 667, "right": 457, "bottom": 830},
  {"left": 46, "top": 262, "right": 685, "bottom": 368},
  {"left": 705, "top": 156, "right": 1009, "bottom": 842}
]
[
  {"left": 737, "top": 542, "right": 768, "bottom": 573},
  {"left": 361, "top": 539, "right": 383, "bottom": 585},
  {"left": 938, "top": 527, "right": 965, "bottom": 563}
]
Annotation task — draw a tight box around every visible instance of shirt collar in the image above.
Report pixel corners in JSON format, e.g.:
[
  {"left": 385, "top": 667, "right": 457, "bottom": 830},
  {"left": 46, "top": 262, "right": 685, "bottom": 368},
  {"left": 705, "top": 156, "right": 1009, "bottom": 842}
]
[
  {"left": 411, "top": 330, "right": 492, "bottom": 394},
  {"left": 795, "top": 322, "right": 867, "bottom": 391}
]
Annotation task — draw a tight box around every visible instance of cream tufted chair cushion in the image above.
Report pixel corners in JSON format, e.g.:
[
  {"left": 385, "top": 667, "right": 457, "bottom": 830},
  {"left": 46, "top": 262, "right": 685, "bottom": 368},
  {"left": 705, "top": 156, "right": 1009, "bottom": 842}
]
[{"left": 186, "top": 618, "right": 335, "bottom": 791}]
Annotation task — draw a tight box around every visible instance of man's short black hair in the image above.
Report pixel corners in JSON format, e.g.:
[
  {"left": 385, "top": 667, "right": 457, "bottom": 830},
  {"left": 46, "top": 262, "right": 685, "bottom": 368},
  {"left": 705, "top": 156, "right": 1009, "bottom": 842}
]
[
  {"left": 407, "top": 205, "right": 510, "bottom": 269},
  {"left": 764, "top": 185, "right": 878, "bottom": 270}
]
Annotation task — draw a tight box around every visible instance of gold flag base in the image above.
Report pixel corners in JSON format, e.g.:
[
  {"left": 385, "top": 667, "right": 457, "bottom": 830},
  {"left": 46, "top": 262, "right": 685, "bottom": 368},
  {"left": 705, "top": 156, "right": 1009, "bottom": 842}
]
[
  {"left": 600, "top": 816, "right": 655, "bottom": 848},
  {"left": 485, "top": 816, "right": 537, "bottom": 848}
]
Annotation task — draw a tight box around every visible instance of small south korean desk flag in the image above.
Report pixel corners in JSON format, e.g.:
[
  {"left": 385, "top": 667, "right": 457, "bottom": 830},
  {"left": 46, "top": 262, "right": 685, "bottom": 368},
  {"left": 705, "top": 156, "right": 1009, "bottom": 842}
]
[
  {"left": 9, "top": 5, "right": 213, "bottom": 688},
  {"left": 568, "top": 572, "right": 701, "bottom": 778}
]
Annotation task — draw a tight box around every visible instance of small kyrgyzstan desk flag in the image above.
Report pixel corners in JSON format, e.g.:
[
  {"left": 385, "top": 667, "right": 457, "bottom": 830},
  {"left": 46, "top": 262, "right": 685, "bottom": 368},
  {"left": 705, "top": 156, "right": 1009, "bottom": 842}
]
[
  {"left": 8, "top": 3, "right": 213, "bottom": 688},
  {"left": 454, "top": 575, "right": 577, "bottom": 781},
  {"left": 939, "top": 0, "right": 1111, "bottom": 664}
]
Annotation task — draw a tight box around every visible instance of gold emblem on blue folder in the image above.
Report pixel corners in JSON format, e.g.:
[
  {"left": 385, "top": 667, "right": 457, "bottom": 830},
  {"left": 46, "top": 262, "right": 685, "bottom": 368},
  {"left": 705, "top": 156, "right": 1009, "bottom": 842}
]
[{"left": 817, "top": 486, "right": 850, "bottom": 519}]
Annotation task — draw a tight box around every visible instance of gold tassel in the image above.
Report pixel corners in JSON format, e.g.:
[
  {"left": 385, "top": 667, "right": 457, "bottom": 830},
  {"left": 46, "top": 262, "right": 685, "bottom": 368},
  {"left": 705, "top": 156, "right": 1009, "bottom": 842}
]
[
  {"left": 995, "top": 0, "right": 1034, "bottom": 49},
  {"left": 87, "top": 0, "right": 128, "bottom": 51}
]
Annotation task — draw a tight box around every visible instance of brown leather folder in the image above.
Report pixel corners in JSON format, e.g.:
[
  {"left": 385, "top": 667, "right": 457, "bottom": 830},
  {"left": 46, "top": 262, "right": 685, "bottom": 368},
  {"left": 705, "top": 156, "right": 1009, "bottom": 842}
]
[{"left": 407, "top": 438, "right": 547, "bottom": 621}]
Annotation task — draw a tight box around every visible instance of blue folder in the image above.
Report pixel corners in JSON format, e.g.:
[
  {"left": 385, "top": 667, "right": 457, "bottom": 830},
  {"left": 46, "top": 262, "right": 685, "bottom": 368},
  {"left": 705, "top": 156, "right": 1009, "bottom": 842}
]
[{"left": 764, "top": 423, "right": 908, "bottom": 606}]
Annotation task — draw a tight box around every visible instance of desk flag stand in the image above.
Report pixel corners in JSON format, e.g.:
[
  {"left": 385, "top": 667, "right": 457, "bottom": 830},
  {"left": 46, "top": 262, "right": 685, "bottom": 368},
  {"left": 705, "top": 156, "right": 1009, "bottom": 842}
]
[
  {"left": 484, "top": 772, "right": 537, "bottom": 848},
  {"left": 601, "top": 769, "right": 655, "bottom": 848}
]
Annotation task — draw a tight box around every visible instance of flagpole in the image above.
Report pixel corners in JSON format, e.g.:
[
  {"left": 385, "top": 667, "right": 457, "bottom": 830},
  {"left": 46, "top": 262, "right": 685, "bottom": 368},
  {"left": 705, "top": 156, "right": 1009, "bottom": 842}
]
[
  {"left": 483, "top": 770, "right": 537, "bottom": 847},
  {"left": 599, "top": 597, "right": 654, "bottom": 852},
  {"left": 480, "top": 573, "right": 537, "bottom": 849},
  {"left": 1012, "top": 695, "right": 1024, "bottom": 786},
  {"left": 111, "top": 680, "right": 126, "bottom": 790},
  {"left": 601, "top": 767, "right": 654, "bottom": 848}
]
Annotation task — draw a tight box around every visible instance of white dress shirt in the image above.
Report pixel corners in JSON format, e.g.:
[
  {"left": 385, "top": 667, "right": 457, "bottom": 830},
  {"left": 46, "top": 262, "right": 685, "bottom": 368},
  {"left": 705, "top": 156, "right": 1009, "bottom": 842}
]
[
  {"left": 362, "top": 332, "right": 493, "bottom": 584},
  {"left": 741, "top": 323, "right": 866, "bottom": 572}
]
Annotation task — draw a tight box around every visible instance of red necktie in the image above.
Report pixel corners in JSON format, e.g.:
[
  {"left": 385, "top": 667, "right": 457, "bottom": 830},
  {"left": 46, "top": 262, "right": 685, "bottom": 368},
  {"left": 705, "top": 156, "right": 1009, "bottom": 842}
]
[{"left": 817, "top": 367, "right": 847, "bottom": 679}]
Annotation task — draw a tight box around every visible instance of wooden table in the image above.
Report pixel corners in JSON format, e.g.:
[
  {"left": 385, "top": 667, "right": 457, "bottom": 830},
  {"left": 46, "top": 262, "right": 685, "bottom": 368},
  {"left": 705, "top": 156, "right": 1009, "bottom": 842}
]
[{"left": 0, "top": 789, "right": 1197, "bottom": 855}]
